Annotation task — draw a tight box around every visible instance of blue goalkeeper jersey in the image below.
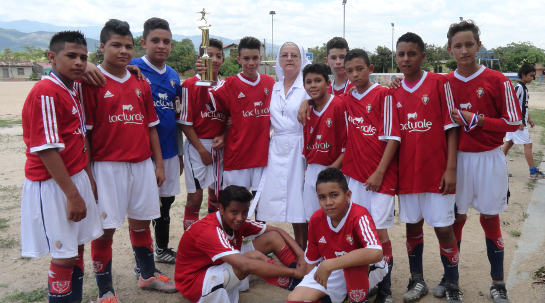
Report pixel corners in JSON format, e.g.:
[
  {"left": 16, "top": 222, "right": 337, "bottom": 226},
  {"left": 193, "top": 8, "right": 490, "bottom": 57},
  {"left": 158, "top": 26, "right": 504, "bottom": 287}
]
[{"left": 130, "top": 56, "right": 182, "bottom": 159}]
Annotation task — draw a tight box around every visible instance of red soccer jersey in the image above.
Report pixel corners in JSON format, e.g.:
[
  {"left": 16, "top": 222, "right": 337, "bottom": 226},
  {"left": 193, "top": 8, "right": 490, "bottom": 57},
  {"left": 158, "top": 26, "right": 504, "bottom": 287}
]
[
  {"left": 209, "top": 73, "right": 275, "bottom": 171},
  {"left": 305, "top": 202, "right": 381, "bottom": 265},
  {"left": 79, "top": 67, "right": 159, "bottom": 163},
  {"left": 341, "top": 84, "right": 400, "bottom": 196},
  {"left": 303, "top": 95, "right": 347, "bottom": 166},
  {"left": 327, "top": 79, "right": 354, "bottom": 96},
  {"left": 445, "top": 66, "right": 522, "bottom": 152},
  {"left": 179, "top": 75, "right": 228, "bottom": 139},
  {"left": 392, "top": 72, "right": 458, "bottom": 194},
  {"left": 23, "top": 75, "right": 88, "bottom": 181},
  {"left": 175, "top": 211, "right": 266, "bottom": 303}
]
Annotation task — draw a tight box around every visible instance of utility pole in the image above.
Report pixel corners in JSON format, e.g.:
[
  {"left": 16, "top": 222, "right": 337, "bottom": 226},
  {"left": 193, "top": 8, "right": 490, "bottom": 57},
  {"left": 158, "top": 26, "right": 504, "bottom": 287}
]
[
  {"left": 342, "top": 0, "right": 347, "bottom": 39},
  {"left": 391, "top": 23, "right": 394, "bottom": 71},
  {"left": 270, "top": 11, "right": 276, "bottom": 59}
]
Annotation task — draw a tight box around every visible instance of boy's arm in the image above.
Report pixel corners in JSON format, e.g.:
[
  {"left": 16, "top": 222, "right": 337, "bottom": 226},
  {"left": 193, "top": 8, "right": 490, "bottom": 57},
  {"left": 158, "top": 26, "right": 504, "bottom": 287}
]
[
  {"left": 440, "top": 127, "right": 458, "bottom": 195},
  {"left": 221, "top": 253, "right": 306, "bottom": 280},
  {"left": 297, "top": 99, "right": 314, "bottom": 126},
  {"left": 314, "top": 248, "right": 383, "bottom": 289},
  {"left": 264, "top": 225, "right": 306, "bottom": 266},
  {"left": 181, "top": 124, "right": 213, "bottom": 165},
  {"left": 83, "top": 136, "right": 97, "bottom": 199},
  {"left": 82, "top": 62, "right": 145, "bottom": 87},
  {"left": 329, "top": 153, "right": 344, "bottom": 169},
  {"left": 149, "top": 126, "right": 166, "bottom": 187},
  {"left": 38, "top": 149, "right": 87, "bottom": 222},
  {"left": 366, "top": 139, "right": 399, "bottom": 192}
]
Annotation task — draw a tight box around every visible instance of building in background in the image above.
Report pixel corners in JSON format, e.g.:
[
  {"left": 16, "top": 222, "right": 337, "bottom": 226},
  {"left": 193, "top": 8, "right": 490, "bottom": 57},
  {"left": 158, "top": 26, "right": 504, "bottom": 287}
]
[{"left": 0, "top": 60, "right": 33, "bottom": 79}]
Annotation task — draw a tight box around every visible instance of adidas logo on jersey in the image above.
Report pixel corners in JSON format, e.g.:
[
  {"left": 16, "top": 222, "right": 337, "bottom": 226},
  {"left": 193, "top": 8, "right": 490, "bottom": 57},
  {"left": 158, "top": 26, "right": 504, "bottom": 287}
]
[
  {"left": 72, "top": 106, "right": 77, "bottom": 114},
  {"left": 104, "top": 91, "right": 114, "bottom": 98},
  {"left": 397, "top": 102, "right": 402, "bottom": 108},
  {"left": 238, "top": 92, "right": 245, "bottom": 98},
  {"left": 319, "top": 236, "right": 326, "bottom": 243}
]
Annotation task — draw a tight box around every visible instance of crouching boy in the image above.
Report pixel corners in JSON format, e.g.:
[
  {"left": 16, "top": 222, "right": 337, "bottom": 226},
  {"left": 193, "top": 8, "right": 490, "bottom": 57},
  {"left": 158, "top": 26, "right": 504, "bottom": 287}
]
[{"left": 287, "top": 168, "right": 387, "bottom": 303}]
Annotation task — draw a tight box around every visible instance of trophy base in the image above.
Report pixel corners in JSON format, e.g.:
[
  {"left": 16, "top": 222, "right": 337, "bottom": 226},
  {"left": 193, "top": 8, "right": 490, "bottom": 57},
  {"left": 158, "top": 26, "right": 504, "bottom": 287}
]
[{"left": 195, "top": 80, "right": 216, "bottom": 87}]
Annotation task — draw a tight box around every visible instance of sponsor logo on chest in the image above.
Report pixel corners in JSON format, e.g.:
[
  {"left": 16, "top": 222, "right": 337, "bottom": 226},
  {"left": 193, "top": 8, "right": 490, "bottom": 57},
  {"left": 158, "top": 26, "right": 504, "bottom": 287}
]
[
  {"left": 400, "top": 112, "right": 432, "bottom": 132},
  {"left": 242, "top": 101, "right": 270, "bottom": 118},
  {"left": 347, "top": 115, "right": 376, "bottom": 135},
  {"left": 109, "top": 104, "right": 145, "bottom": 124},
  {"left": 154, "top": 92, "right": 174, "bottom": 109},
  {"left": 201, "top": 111, "right": 227, "bottom": 122}
]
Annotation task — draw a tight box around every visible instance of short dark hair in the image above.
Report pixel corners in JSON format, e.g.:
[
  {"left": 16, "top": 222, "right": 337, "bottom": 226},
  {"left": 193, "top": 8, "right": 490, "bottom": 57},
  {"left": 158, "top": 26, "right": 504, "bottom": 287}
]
[
  {"left": 209, "top": 38, "right": 224, "bottom": 57},
  {"left": 100, "top": 19, "right": 133, "bottom": 44},
  {"left": 238, "top": 36, "right": 261, "bottom": 54},
  {"left": 344, "top": 48, "right": 370, "bottom": 67},
  {"left": 447, "top": 20, "right": 480, "bottom": 47},
  {"left": 316, "top": 167, "right": 349, "bottom": 193},
  {"left": 518, "top": 64, "right": 536, "bottom": 79},
  {"left": 303, "top": 63, "right": 329, "bottom": 83},
  {"left": 397, "top": 32, "right": 425, "bottom": 53},
  {"left": 220, "top": 185, "right": 253, "bottom": 209},
  {"left": 326, "top": 37, "right": 349, "bottom": 57},
  {"left": 49, "top": 31, "right": 87, "bottom": 54},
  {"left": 143, "top": 17, "right": 171, "bottom": 40}
]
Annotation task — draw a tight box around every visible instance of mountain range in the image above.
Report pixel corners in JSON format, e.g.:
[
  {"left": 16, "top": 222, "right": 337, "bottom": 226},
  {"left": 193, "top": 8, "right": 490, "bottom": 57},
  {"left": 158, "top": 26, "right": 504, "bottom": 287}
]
[{"left": 0, "top": 20, "right": 278, "bottom": 55}]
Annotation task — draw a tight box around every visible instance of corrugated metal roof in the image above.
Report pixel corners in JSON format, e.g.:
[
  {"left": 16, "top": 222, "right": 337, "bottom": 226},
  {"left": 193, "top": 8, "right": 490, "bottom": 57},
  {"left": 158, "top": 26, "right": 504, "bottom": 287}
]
[{"left": 0, "top": 60, "right": 34, "bottom": 67}]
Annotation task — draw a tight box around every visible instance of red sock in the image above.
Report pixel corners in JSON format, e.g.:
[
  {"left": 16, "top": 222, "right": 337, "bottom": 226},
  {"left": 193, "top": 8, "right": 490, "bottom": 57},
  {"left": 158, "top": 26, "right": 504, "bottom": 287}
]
[
  {"left": 49, "top": 262, "right": 73, "bottom": 298},
  {"left": 406, "top": 229, "right": 424, "bottom": 254},
  {"left": 90, "top": 239, "right": 113, "bottom": 273},
  {"left": 480, "top": 216, "right": 504, "bottom": 249},
  {"left": 262, "top": 259, "right": 292, "bottom": 288},
  {"left": 184, "top": 206, "right": 200, "bottom": 230},
  {"left": 382, "top": 240, "right": 392, "bottom": 264},
  {"left": 276, "top": 245, "right": 298, "bottom": 267},
  {"left": 439, "top": 241, "right": 459, "bottom": 281},
  {"left": 344, "top": 265, "right": 370, "bottom": 303},
  {"left": 453, "top": 218, "right": 466, "bottom": 245}
]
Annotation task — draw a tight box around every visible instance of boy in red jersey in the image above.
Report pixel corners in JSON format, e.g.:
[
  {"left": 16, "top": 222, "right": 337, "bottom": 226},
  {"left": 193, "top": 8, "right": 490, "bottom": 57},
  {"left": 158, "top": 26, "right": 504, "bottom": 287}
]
[
  {"left": 445, "top": 20, "right": 521, "bottom": 303},
  {"left": 174, "top": 185, "right": 306, "bottom": 303},
  {"left": 298, "top": 49, "right": 400, "bottom": 302},
  {"left": 324, "top": 37, "right": 354, "bottom": 96},
  {"left": 301, "top": 63, "right": 347, "bottom": 221},
  {"left": 206, "top": 36, "right": 275, "bottom": 192},
  {"left": 21, "top": 31, "right": 103, "bottom": 303},
  {"left": 392, "top": 32, "right": 461, "bottom": 303},
  {"left": 180, "top": 38, "right": 228, "bottom": 230},
  {"left": 79, "top": 19, "right": 176, "bottom": 301},
  {"left": 287, "top": 168, "right": 386, "bottom": 303}
]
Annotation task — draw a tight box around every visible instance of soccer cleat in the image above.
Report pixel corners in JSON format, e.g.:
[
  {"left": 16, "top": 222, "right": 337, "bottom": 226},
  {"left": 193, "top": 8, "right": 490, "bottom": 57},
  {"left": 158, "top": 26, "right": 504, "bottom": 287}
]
[
  {"left": 154, "top": 247, "right": 177, "bottom": 264},
  {"left": 432, "top": 275, "right": 448, "bottom": 298},
  {"left": 373, "top": 291, "right": 393, "bottom": 303},
  {"left": 402, "top": 278, "right": 429, "bottom": 303},
  {"left": 139, "top": 271, "right": 177, "bottom": 293},
  {"left": 490, "top": 282, "right": 510, "bottom": 303},
  {"left": 530, "top": 170, "right": 545, "bottom": 180},
  {"left": 445, "top": 283, "right": 463, "bottom": 303},
  {"left": 96, "top": 291, "right": 120, "bottom": 303}
]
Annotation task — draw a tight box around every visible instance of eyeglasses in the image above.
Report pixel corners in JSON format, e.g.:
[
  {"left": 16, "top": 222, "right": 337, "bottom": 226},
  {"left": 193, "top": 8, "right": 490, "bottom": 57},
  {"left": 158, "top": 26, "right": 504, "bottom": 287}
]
[{"left": 280, "top": 53, "right": 300, "bottom": 59}]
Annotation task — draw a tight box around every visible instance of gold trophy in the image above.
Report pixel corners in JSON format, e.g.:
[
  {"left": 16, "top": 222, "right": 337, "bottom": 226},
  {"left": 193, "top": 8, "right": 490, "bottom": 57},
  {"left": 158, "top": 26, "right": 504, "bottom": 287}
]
[{"left": 195, "top": 8, "right": 214, "bottom": 86}]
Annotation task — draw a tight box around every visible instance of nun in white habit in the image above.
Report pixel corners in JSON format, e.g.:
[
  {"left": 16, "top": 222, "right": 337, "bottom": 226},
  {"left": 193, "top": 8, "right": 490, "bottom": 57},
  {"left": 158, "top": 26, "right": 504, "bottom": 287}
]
[{"left": 255, "top": 42, "right": 311, "bottom": 248}]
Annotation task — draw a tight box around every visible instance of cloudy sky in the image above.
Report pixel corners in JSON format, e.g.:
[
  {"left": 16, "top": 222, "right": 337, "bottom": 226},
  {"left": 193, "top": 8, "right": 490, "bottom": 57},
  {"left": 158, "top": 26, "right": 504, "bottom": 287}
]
[{"left": 1, "top": 0, "right": 543, "bottom": 55}]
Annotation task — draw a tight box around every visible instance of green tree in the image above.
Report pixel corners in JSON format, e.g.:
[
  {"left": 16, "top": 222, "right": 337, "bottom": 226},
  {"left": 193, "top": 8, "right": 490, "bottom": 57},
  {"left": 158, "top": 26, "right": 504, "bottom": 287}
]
[
  {"left": 87, "top": 46, "right": 104, "bottom": 65},
  {"left": 370, "top": 46, "right": 394, "bottom": 73},
  {"left": 491, "top": 42, "right": 545, "bottom": 72},
  {"left": 307, "top": 43, "right": 327, "bottom": 64},
  {"left": 167, "top": 38, "right": 198, "bottom": 74},
  {"left": 219, "top": 56, "right": 241, "bottom": 77},
  {"left": 21, "top": 45, "right": 46, "bottom": 61},
  {"left": 133, "top": 35, "right": 146, "bottom": 59},
  {"left": 422, "top": 43, "right": 445, "bottom": 72}
]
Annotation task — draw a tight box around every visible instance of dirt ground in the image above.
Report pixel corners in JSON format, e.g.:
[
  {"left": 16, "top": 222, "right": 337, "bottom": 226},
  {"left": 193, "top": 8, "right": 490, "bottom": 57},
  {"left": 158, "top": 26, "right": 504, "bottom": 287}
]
[{"left": 0, "top": 81, "right": 544, "bottom": 302}]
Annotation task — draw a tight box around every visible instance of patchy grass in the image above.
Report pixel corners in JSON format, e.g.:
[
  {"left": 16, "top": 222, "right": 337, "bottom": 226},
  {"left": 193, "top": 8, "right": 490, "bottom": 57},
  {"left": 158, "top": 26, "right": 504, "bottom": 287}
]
[
  {"left": 535, "top": 150, "right": 544, "bottom": 166},
  {"left": 509, "top": 230, "right": 522, "bottom": 237},
  {"left": 525, "top": 180, "right": 537, "bottom": 191},
  {"left": 521, "top": 212, "right": 529, "bottom": 221},
  {"left": 1, "top": 287, "right": 48, "bottom": 303},
  {"left": 0, "top": 134, "right": 25, "bottom": 154},
  {"left": 532, "top": 266, "right": 545, "bottom": 281},
  {"left": 0, "top": 218, "right": 8, "bottom": 230},
  {"left": 0, "top": 118, "right": 21, "bottom": 128},
  {"left": 0, "top": 237, "right": 17, "bottom": 248},
  {"left": 529, "top": 109, "right": 545, "bottom": 145}
]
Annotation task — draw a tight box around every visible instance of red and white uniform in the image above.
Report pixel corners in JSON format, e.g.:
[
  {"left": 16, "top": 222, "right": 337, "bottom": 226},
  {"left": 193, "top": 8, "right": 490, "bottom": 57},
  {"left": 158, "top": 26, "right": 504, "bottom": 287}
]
[
  {"left": 79, "top": 67, "right": 159, "bottom": 163},
  {"left": 23, "top": 76, "right": 87, "bottom": 181},
  {"left": 445, "top": 66, "right": 522, "bottom": 153},
  {"left": 303, "top": 95, "right": 347, "bottom": 166},
  {"left": 209, "top": 73, "right": 275, "bottom": 172},
  {"left": 302, "top": 95, "right": 347, "bottom": 220},
  {"left": 341, "top": 84, "right": 400, "bottom": 196},
  {"left": 175, "top": 211, "right": 266, "bottom": 303},
  {"left": 446, "top": 66, "right": 522, "bottom": 215},
  {"left": 180, "top": 75, "right": 228, "bottom": 139},
  {"left": 327, "top": 79, "right": 355, "bottom": 97},
  {"left": 298, "top": 203, "right": 384, "bottom": 303},
  {"left": 393, "top": 72, "right": 457, "bottom": 195}
]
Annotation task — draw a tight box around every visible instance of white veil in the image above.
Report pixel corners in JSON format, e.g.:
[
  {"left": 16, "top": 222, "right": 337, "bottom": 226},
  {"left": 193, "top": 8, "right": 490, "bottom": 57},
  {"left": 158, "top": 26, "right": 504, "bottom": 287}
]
[{"left": 275, "top": 42, "right": 311, "bottom": 81}]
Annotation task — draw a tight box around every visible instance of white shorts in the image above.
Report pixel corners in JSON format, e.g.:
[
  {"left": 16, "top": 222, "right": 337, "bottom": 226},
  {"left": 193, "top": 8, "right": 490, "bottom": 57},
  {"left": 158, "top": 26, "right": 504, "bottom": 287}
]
[
  {"left": 223, "top": 167, "right": 264, "bottom": 191},
  {"left": 184, "top": 138, "right": 223, "bottom": 194},
  {"left": 157, "top": 155, "right": 181, "bottom": 197},
  {"left": 21, "top": 170, "right": 104, "bottom": 259},
  {"left": 398, "top": 193, "right": 456, "bottom": 227},
  {"left": 348, "top": 178, "right": 395, "bottom": 229},
  {"left": 198, "top": 242, "right": 254, "bottom": 303},
  {"left": 456, "top": 147, "right": 509, "bottom": 215},
  {"left": 506, "top": 127, "right": 532, "bottom": 145},
  {"left": 303, "top": 163, "right": 328, "bottom": 221},
  {"left": 92, "top": 158, "right": 161, "bottom": 229},
  {"left": 296, "top": 260, "right": 388, "bottom": 303}
]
